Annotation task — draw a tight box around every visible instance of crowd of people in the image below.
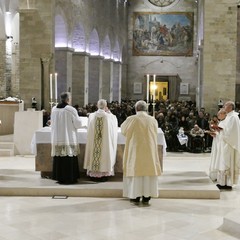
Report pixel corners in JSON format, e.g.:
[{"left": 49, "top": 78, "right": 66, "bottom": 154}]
[
  {"left": 68, "top": 99, "right": 240, "bottom": 153},
  {"left": 44, "top": 98, "right": 240, "bottom": 154}
]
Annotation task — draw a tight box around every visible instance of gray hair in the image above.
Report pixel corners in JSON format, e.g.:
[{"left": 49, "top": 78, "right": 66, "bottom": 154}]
[
  {"left": 225, "top": 101, "right": 235, "bottom": 110},
  {"left": 135, "top": 100, "right": 148, "bottom": 112},
  {"left": 97, "top": 99, "right": 107, "bottom": 110},
  {"left": 60, "top": 92, "right": 71, "bottom": 103}
]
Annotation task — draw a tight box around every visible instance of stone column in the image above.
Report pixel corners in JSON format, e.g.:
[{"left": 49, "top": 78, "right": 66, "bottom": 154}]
[
  {"left": 121, "top": 63, "right": 128, "bottom": 101},
  {"left": 40, "top": 56, "right": 52, "bottom": 110},
  {"left": 236, "top": 5, "right": 240, "bottom": 103},
  {"left": 102, "top": 59, "right": 112, "bottom": 102},
  {"left": 0, "top": 40, "right": 6, "bottom": 98},
  {"left": 196, "top": 44, "right": 203, "bottom": 109},
  {"left": 19, "top": 0, "right": 54, "bottom": 109},
  {"left": 203, "top": 0, "right": 237, "bottom": 113},
  {"left": 118, "top": 64, "right": 122, "bottom": 103},
  {"left": 55, "top": 47, "right": 74, "bottom": 101},
  {"left": 88, "top": 56, "right": 104, "bottom": 103},
  {"left": 72, "top": 52, "right": 89, "bottom": 106},
  {"left": 109, "top": 61, "right": 114, "bottom": 102},
  {"left": 113, "top": 61, "right": 121, "bottom": 102}
]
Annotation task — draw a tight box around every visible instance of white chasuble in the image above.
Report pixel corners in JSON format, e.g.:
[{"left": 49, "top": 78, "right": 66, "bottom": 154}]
[{"left": 84, "top": 109, "right": 118, "bottom": 177}]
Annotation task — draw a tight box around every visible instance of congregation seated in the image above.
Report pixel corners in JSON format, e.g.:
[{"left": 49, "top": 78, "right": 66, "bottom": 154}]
[{"left": 47, "top": 99, "right": 240, "bottom": 153}]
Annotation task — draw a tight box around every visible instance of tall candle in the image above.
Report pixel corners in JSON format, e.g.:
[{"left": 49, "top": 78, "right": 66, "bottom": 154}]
[
  {"left": 50, "top": 74, "right": 53, "bottom": 100},
  {"left": 153, "top": 74, "right": 156, "bottom": 102},
  {"left": 55, "top": 73, "right": 58, "bottom": 102},
  {"left": 146, "top": 74, "right": 149, "bottom": 103}
]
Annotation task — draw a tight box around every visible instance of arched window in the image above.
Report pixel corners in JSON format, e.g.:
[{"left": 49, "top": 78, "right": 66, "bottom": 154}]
[
  {"left": 72, "top": 23, "right": 86, "bottom": 52},
  {"left": 55, "top": 14, "right": 67, "bottom": 47},
  {"left": 88, "top": 29, "right": 100, "bottom": 56},
  {"left": 112, "top": 40, "right": 121, "bottom": 61},
  {"left": 102, "top": 35, "right": 111, "bottom": 59}
]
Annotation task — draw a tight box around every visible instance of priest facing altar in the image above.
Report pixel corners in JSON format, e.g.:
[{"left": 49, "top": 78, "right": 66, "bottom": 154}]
[{"left": 83, "top": 99, "right": 118, "bottom": 181}]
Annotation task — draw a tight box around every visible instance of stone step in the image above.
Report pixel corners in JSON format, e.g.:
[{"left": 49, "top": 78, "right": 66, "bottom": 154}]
[
  {"left": 0, "top": 142, "right": 14, "bottom": 149},
  {"left": 0, "top": 149, "right": 14, "bottom": 156},
  {"left": 219, "top": 210, "right": 240, "bottom": 238}
]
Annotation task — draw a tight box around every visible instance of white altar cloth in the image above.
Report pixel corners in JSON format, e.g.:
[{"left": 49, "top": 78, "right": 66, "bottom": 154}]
[{"left": 31, "top": 127, "right": 167, "bottom": 155}]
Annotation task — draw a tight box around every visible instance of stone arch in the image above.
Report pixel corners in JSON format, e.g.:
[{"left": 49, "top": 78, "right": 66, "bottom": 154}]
[
  {"left": 102, "top": 35, "right": 111, "bottom": 59},
  {"left": 72, "top": 23, "right": 86, "bottom": 52},
  {"left": 112, "top": 40, "right": 121, "bottom": 61},
  {"left": 88, "top": 28, "right": 100, "bottom": 56},
  {"left": 55, "top": 9, "right": 68, "bottom": 47}
]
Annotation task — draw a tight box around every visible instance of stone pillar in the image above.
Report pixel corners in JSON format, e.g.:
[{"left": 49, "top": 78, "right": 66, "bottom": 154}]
[
  {"left": 102, "top": 59, "right": 112, "bottom": 102},
  {"left": 40, "top": 56, "right": 52, "bottom": 110},
  {"left": 118, "top": 64, "right": 122, "bottom": 103},
  {"left": 0, "top": 40, "right": 6, "bottom": 98},
  {"left": 5, "top": 39, "right": 12, "bottom": 96},
  {"left": 109, "top": 61, "right": 114, "bottom": 102},
  {"left": 88, "top": 56, "right": 104, "bottom": 103},
  {"left": 72, "top": 52, "right": 89, "bottom": 106},
  {"left": 121, "top": 63, "right": 128, "bottom": 100},
  {"left": 196, "top": 44, "right": 203, "bottom": 109},
  {"left": 203, "top": 0, "right": 237, "bottom": 113},
  {"left": 55, "top": 47, "right": 74, "bottom": 101},
  {"left": 236, "top": 5, "right": 240, "bottom": 103},
  {"left": 19, "top": 0, "right": 54, "bottom": 109},
  {"left": 113, "top": 61, "right": 121, "bottom": 102},
  {"left": 11, "top": 42, "right": 20, "bottom": 97}
]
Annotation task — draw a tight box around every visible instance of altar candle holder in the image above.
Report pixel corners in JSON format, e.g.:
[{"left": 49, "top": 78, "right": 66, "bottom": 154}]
[
  {"left": 49, "top": 99, "right": 54, "bottom": 109},
  {"left": 152, "top": 102, "right": 156, "bottom": 118},
  {"left": 146, "top": 102, "right": 150, "bottom": 115}
]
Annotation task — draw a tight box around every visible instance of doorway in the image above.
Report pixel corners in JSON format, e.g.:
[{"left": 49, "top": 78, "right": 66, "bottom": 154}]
[
  {"left": 146, "top": 74, "right": 181, "bottom": 102},
  {"left": 150, "top": 81, "right": 168, "bottom": 101}
]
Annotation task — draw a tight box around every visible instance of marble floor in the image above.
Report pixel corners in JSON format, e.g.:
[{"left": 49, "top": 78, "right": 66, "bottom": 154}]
[{"left": 0, "top": 153, "right": 240, "bottom": 240}]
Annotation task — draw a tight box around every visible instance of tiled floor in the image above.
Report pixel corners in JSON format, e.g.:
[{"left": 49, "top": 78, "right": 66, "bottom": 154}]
[{"left": 0, "top": 153, "right": 240, "bottom": 240}]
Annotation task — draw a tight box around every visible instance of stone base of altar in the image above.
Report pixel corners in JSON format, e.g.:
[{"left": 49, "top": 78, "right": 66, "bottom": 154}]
[
  {"left": 35, "top": 144, "right": 163, "bottom": 175},
  {"left": 0, "top": 101, "right": 24, "bottom": 135},
  {"left": 0, "top": 169, "right": 220, "bottom": 199}
]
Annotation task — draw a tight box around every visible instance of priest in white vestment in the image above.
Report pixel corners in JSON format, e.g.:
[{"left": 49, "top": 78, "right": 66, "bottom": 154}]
[
  {"left": 121, "top": 100, "right": 161, "bottom": 204},
  {"left": 84, "top": 99, "right": 118, "bottom": 181},
  {"left": 216, "top": 101, "right": 240, "bottom": 189},
  {"left": 51, "top": 92, "right": 83, "bottom": 184},
  {"left": 210, "top": 102, "right": 240, "bottom": 190},
  {"left": 209, "top": 108, "right": 227, "bottom": 181}
]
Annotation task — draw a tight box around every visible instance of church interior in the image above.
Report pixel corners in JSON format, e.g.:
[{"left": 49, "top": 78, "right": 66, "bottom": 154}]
[{"left": 0, "top": 0, "right": 240, "bottom": 239}]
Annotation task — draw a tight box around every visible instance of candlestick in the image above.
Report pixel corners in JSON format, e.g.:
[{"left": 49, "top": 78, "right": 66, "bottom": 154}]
[
  {"left": 55, "top": 73, "right": 58, "bottom": 102},
  {"left": 153, "top": 74, "right": 156, "bottom": 102},
  {"left": 146, "top": 74, "right": 149, "bottom": 103},
  {"left": 50, "top": 74, "right": 53, "bottom": 100}
]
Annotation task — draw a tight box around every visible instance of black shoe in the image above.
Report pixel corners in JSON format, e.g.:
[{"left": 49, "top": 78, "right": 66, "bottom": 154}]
[
  {"left": 216, "top": 184, "right": 232, "bottom": 190},
  {"left": 89, "top": 177, "right": 108, "bottom": 182},
  {"left": 130, "top": 197, "right": 140, "bottom": 204},
  {"left": 142, "top": 196, "right": 151, "bottom": 204}
]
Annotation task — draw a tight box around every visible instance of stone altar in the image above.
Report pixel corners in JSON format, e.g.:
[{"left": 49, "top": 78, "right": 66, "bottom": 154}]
[
  {"left": 0, "top": 101, "right": 24, "bottom": 135},
  {"left": 32, "top": 127, "right": 166, "bottom": 177}
]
